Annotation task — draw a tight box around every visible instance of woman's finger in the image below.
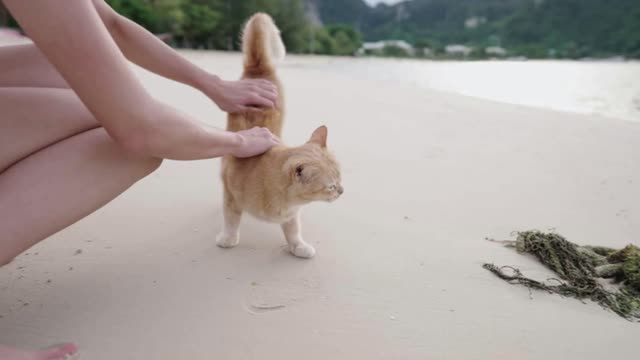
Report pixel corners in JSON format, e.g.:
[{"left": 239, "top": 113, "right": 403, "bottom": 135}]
[
  {"left": 249, "top": 94, "right": 275, "bottom": 109},
  {"left": 245, "top": 79, "right": 274, "bottom": 92},
  {"left": 257, "top": 87, "right": 278, "bottom": 101},
  {"left": 239, "top": 106, "right": 254, "bottom": 113},
  {"left": 257, "top": 79, "right": 276, "bottom": 90}
]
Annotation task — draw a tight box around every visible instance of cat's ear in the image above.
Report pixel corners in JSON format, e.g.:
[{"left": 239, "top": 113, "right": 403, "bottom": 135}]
[{"left": 308, "top": 126, "right": 328, "bottom": 148}]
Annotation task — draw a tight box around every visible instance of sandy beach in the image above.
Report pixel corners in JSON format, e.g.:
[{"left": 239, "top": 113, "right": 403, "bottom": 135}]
[{"left": 1, "top": 49, "right": 639, "bottom": 359}]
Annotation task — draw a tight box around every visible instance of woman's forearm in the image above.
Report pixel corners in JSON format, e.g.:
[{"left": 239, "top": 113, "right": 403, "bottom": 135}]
[
  {"left": 124, "top": 99, "right": 243, "bottom": 160},
  {"left": 92, "top": 0, "right": 214, "bottom": 92}
]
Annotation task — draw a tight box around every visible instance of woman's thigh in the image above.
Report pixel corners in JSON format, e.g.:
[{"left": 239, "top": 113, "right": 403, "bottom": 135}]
[
  {"left": 0, "top": 87, "right": 99, "bottom": 172},
  {"left": 0, "top": 43, "right": 69, "bottom": 88}
]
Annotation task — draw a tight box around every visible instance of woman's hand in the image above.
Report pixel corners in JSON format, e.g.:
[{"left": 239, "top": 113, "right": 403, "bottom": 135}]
[
  {"left": 230, "top": 127, "right": 280, "bottom": 158},
  {"left": 204, "top": 75, "right": 278, "bottom": 113}
]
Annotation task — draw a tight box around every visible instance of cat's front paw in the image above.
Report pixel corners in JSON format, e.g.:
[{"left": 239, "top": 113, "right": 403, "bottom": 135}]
[
  {"left": 289, "top": 242, "right": 315, "bottom": 259},
  {"left": 216, "top": 232, "right": 239, "bottom": 248}
]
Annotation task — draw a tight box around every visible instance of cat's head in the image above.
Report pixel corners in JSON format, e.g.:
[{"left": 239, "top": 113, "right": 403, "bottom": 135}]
[{"left": 284, "top": 126, "right": 343, "bottom": 203}]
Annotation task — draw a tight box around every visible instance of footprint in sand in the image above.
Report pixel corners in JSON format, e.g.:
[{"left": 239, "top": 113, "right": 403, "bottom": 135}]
[{"left": 244, "top": 278, "right": 321, "bottom": 315}]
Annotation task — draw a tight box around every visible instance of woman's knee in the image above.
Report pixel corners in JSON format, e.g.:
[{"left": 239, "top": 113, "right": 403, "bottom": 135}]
[
  {"left": 140, "top": 156, "right": 163, "bottom": 177},
  {"left": 0, "top": 254, "right": 15, "bottom": 268},
  {"left": 0, "top": 88, "right": 99, "bottom": 172},
  {"left": 95, "top": 128, "right": 162, "bottom": 179}
]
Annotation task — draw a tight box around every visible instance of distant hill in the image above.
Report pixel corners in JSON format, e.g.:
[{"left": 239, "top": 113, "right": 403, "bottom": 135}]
[
  {"left": 2, "top": 0, "right": 638, "bottom": 58},
  {"left": 307, "top": 0, "right": 640, "bottom": 58}
]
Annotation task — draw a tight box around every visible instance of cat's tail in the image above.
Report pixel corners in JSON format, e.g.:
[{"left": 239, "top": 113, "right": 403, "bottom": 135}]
[{"left": 241, "top": 13, "right": 286, "bottom": 76}]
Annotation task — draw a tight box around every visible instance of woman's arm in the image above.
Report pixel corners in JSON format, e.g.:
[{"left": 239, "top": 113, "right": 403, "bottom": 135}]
[
  {"left": 91, "top": 0, "right": 277, "bottom": 112},
  {"left": 4, "top": 0, "right": 278, "bottom": 160}
]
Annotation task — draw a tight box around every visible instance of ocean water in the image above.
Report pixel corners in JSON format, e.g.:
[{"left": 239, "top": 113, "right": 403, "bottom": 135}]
[{"left": 306, "top": 57, "right": 640, "bottom": 122}]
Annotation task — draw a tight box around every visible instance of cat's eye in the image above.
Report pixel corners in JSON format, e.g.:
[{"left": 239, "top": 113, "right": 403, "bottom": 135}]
[
  {"left": 328, "top": 185, "right": 336, "bottom": 191},
  {"left": 295, "top": 165, "right": 304, "bottom": 176}
]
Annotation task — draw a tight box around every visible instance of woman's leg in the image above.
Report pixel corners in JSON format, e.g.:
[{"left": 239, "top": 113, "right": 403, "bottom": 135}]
[
  {"left": 0, "top": 87, "right": 98, "bottom": 171},
  {"left": 0, "top": 38, "right": 162, "bottom": 358},
  {"left": 0, "top": 126, "right": 162, "bottom": 266},
  {"left": 0, "top": 343, "right": 78, "bottom": 360},
  {"left": 0, "top": 43, "right": 69, "bottom": 88},
  {"left": 0, "top": 88, "right": 162, "bottom": 265},
  {"left": 0, "top": 87, "right": 161, "bottom": 360},
  {"left": 0, "top": 44, "right": 69, "bottom": 89}
]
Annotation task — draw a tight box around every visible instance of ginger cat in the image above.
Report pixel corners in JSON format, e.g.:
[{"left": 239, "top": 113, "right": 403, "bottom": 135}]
[{"left": 216, "top": 13, "right": 343, "bottom": 258}]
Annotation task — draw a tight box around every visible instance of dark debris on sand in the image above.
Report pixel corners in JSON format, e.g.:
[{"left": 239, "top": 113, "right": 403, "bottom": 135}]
[{"left": 484, "top": 230, "right": 640, "bottom": 321}]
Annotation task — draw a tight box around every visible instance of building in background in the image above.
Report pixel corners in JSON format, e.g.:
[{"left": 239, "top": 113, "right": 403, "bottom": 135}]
[
  {"left": 445, "top": 44, "right": 473, "bottom": 57},
  {"left": 358, "top": 40, "right": 415, "bottom": 56},
  {"left": 485, "top": 46, "right": 507, "bottom": 57}
]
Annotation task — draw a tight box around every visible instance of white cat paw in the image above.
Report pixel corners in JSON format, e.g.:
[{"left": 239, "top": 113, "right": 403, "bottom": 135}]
[
  {"left": 289, "top": 242, "right": 316, "bottom": 259},
  {"left": 216, "top": 232, "right": 239, "bottom": 248}
]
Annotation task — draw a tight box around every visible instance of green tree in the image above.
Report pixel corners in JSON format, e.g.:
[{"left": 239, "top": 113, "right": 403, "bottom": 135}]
[
  {"left": 414, "top": 39, "right": 432, "bottom": 49},
  {"left": 151, "top": 0, "right": 187, "bottom": 36},
  {"left": 107, "top": 0, "right": 161, "bottom": 32},
  {"left": 271, "top": 0, "right": 309, "bottom": 53},
  {"left": 381, "top": 44, "right": 408, "bottom": 57},
  {"left": 325, "top": 24, "right": 362, "bottom": 55},
  {"left": 414, "top": 38, "right": 437, "bottom": 57},
  {"left": 0, "top": 2, "right": 9, "bottom": 28},
  {"left": 467, "top": 48, "right": 482, "bottom": 59},
  {"left": 512, "top": 44, "right": 547, "bottom": 59},
  {"left": 309, "top": 27, "right": 336, "bottom": 55},
  {"left": 179, "top": 0, "right": 222, "bottom": 48},
  {"left": 332, "top": 31, "right": 355, "bottom": 55},
  {"left": 0, "top": 0, "right": 20, "bottom": 29}
]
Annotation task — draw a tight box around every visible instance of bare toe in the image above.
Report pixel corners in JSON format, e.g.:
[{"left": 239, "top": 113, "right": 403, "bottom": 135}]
[
  {"left": 38, "top": 343, "right": 78, "bottom": 360},
  {"left": 0, "top": 343, "right": 77, "bottom": 360}
]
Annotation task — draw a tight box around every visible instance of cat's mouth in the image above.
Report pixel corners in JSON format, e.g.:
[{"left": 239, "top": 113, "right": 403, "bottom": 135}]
[{"left": 333, "top": 186, "right": 344, "bottom": 201}]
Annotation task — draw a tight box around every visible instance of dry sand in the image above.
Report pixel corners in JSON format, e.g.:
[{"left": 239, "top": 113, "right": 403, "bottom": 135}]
[
  {"left": 0, "top": 30, "right": 28, "bottom": 46},
  {"left": 1, "top": 49, "right": 639, "bottom": 359}
]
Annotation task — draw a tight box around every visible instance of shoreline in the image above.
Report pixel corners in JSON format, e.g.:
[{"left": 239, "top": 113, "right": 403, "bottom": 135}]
[
  {"left": 2, "top": 38, "right": 637, "bottom": 122},
  {"left": 284, "top": 54, "right": 640, "bottom": 123}
]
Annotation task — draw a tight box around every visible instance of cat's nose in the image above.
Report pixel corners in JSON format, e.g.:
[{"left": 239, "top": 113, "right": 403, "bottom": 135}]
[{"left": 337, "top": 185, "right": 344, "bottom": 195}]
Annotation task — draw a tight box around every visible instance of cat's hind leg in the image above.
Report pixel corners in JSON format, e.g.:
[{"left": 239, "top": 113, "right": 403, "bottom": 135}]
[
  {"left": 281, "top": 211, "right": 315, "bottom": 259},
  {"left": 216, "top": 189, "right": 242, "bottom": 248}
]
